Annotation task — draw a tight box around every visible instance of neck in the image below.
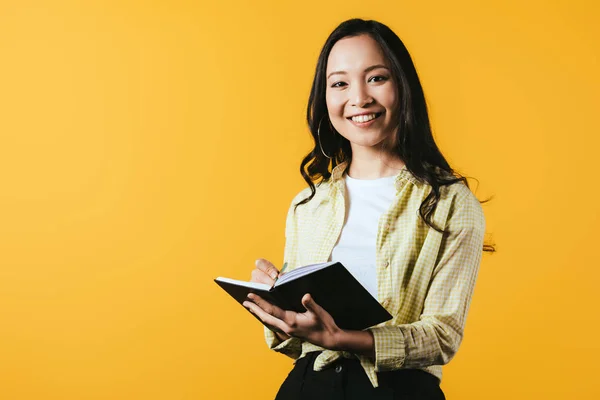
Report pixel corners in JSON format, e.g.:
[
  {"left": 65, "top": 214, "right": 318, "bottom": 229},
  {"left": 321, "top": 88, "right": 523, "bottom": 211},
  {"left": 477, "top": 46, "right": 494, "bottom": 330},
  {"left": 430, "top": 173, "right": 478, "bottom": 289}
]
[{"left": 346, "top": 147, "right": 405, "bottom": 180}]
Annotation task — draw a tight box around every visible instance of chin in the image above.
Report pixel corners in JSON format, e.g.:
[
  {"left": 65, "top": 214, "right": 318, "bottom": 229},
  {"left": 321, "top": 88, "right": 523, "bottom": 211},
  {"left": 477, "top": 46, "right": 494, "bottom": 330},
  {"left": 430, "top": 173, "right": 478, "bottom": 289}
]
[{"left": 347, "top": 136, "right": 388, "bottom": 149}]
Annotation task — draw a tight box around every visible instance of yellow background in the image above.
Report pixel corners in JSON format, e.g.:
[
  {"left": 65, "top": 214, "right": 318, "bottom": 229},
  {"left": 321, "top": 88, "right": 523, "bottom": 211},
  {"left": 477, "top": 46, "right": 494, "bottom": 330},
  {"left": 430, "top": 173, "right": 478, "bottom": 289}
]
[{"left": 1, "top": 0, "right": 598, "bottom": 398}]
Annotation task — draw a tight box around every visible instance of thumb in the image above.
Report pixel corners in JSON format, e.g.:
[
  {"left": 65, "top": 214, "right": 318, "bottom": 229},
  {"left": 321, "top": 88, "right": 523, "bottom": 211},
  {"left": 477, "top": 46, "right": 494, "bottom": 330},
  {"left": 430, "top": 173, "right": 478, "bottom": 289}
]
[{"left": 301, "top": 293, "right": 322, "bottom": 315}]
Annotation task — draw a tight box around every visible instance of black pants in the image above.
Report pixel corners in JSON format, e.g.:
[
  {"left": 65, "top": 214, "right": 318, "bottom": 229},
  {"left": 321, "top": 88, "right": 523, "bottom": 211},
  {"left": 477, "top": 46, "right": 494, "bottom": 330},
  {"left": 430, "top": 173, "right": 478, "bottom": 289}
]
[{"left": 275, "top": 352, "right": 446, "bottom": 400}]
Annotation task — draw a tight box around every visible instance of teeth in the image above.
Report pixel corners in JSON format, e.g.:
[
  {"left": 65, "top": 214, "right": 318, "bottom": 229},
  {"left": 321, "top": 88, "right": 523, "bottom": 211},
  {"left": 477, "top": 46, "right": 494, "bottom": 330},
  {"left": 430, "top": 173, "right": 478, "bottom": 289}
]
[{"left": 351, "top": 113, "right": 378, "bottom": 123}]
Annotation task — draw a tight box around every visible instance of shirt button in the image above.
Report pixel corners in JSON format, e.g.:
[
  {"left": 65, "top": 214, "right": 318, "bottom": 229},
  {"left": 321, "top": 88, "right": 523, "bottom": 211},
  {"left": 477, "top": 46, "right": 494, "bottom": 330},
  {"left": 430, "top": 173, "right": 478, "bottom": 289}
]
[
  {"left": 335, "top": 365, "right": 343, "bottom": 373},
  {"left": 383, "top": 261, "right": 390, "bottom": 268},
  {"left": 382, "top": 299, "right": 390, "bottom": 308}
]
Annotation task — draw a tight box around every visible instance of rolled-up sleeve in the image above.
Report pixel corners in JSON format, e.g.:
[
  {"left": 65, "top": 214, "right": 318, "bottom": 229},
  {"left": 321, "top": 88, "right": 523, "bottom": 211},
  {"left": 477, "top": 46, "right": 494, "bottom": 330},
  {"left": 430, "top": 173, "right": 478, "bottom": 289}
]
[
  {"left": 263, "top": 193, "right": 304, "bottom": 359},
  {"left": 369, "top": 191, "right": 486, "bottom": 371},
  {"left": 264, "top": 327, "right": 303, "bottom": 359}
]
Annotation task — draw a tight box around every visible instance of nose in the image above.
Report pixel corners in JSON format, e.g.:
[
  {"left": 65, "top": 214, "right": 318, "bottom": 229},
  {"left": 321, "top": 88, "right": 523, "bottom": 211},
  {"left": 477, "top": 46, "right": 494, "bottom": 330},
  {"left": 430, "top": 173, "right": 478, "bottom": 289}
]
[{"left": 349, "top": 81, "right": 374, "bottom": 107}]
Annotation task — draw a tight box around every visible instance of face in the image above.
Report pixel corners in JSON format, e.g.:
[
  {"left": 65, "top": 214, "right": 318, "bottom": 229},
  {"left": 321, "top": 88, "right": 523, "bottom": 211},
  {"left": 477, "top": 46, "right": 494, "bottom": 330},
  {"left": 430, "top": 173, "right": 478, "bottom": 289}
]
[{"left": 325, "top": 34, "right": 399, "bottom": 152}]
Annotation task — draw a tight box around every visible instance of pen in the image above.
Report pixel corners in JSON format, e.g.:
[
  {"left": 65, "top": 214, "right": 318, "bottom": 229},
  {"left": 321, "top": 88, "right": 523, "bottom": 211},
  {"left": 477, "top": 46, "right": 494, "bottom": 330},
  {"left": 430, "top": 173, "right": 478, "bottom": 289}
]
[{"left": 272, "top": 262, "right": 288, "bottom": 285}]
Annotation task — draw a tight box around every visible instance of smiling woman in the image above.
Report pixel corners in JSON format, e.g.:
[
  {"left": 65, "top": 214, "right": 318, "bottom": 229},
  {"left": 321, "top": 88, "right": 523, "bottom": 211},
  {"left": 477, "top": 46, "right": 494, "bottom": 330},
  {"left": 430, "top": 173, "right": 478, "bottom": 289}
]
[
  {"left": 325, "top": 36, "right": 400, "bottom": 156},
  {"left": 244, "top": 18, "right": 494, "bottom": 400}
]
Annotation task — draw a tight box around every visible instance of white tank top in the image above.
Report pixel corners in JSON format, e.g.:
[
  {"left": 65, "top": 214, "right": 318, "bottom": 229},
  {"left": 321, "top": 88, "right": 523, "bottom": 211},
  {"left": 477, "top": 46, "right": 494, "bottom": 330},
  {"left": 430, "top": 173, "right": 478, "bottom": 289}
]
[{"left": 329, "top": 172, "right": 397, "bottom": 301}]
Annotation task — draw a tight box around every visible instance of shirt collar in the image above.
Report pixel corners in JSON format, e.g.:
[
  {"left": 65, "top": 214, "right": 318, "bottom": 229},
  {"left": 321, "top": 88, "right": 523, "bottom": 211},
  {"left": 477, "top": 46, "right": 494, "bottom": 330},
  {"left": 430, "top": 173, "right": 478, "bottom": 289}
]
[{"left": 330, "top": 161, "right": 423, "bottom": 191}]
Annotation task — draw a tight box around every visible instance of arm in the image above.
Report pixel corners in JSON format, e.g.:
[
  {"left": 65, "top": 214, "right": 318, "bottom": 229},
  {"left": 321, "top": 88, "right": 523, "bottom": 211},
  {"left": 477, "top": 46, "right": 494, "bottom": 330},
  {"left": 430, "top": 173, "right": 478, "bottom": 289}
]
[
  {"left": 261, "top": 196, "right": 304, "bottom": 359},
  {"left": 368, "top": 193, "right": 486, "bottom": 371},
  {"left": 332, "top": 329, "right": 375, "bottom": 359},
  {"left": 251, "top": 258, "right": 304, "bottom": 359},
  {"left": 252, "top": 189, "right": 484, "bottom": 366},
  {"left": 263, "top": 326, "right": 303, "bottom": 359},
  {"left": 251, "top": 209, "right": 483, "bottom": 366}
]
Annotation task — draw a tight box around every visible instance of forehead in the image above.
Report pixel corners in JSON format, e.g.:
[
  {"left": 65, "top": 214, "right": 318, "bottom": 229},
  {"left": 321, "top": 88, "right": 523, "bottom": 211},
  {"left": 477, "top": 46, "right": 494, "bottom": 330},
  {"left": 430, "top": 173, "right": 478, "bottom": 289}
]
[{"left": 326, "top": 34, "right": 389, "bottom": 74}]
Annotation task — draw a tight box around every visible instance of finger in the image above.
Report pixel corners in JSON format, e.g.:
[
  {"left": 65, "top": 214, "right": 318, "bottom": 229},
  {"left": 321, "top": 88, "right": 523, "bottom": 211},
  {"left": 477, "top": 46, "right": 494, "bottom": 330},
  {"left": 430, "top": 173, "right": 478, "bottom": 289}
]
[
  {"left": 301, "top": 293, "right": 325, "bottom": 317},
  {"left": 243, "top": 300, "right": 289, "bottom": 333},
  {"left": 247, "top": 293, "right": 286, "bottom": 320},
  {"left": 255, "top": 258, "right": 279, "bottom": 280},
  {"left": 250, "top": 269, "right": 274, "bottom": 285}
]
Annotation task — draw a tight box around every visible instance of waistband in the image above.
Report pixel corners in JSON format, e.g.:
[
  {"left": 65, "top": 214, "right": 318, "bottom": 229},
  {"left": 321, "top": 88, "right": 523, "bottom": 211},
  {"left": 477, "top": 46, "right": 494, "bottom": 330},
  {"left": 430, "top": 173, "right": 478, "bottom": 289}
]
[{"left": 297, "top": 351, "right": 441, "bottom": 386}]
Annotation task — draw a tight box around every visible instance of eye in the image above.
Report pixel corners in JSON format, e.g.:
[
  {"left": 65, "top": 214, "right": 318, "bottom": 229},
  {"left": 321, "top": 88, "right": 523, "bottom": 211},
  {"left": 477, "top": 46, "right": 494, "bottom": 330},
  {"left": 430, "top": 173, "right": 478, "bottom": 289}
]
[
  {"left": 369, "top": 75, "right": 388, "bottom": 83},
  {"left": 331, "top": 81, "right": 347, "bottom": 88}
]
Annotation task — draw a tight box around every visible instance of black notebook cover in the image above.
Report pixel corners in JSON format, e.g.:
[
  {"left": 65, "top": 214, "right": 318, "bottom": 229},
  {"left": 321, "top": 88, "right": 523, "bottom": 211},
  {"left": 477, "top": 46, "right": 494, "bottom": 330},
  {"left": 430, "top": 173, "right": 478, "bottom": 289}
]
[{"left": 214, "top": 262, "right": 392, "bottom": 331}]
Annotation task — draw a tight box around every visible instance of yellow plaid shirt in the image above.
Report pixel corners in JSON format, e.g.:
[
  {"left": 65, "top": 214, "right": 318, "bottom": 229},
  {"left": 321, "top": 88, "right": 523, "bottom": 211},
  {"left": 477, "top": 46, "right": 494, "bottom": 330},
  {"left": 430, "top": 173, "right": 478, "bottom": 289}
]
[{"left": 264, "top": 161, "right": 486, "bottom": 388}]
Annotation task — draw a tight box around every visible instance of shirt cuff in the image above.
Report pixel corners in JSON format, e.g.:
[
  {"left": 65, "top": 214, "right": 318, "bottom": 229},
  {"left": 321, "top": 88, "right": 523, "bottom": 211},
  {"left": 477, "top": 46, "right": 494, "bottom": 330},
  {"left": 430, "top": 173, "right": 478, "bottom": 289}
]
[
  {"left": 264, "top": 326, "right": 302, "bottom": 359},
  {"left": 369, "top": 325, "right": 406, "bottom": 371}
]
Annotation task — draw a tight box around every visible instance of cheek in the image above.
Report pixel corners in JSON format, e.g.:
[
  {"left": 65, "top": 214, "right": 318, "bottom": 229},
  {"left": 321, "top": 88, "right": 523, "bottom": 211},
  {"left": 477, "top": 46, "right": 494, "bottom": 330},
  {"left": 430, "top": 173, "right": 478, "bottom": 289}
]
[
  {"left": 325, "top": 91, "right": 345, "bottom": 117},
  {"left": 379, "top": 86, "right": 399, "bottom": 126},
  {"left": 380, "top": 85, "right": 398, "bottom": 109}
]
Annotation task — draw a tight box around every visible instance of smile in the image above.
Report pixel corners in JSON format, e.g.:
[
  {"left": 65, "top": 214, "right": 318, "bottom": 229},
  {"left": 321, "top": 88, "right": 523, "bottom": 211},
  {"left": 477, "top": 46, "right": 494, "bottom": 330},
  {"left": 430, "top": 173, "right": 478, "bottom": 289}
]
[{"left": 347, "top": 112, "right": 383, "bottom": 127}]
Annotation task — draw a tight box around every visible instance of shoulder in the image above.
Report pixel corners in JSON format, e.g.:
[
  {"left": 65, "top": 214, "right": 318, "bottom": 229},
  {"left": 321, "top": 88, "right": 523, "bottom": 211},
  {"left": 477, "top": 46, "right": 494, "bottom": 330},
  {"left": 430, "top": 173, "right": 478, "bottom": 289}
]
[
  {"left": 282, "top": 181, "right": 333, "bottom": 239},
  {"left": 290, "top": 185, "right": 315, "bottom": 206},
  {"left": 437, "top": 181, "right": 486, "bottom": 233},
  {"left": 288, "top": 180, "right": 333, "bottom": 212},
  {"left": 443, "top": 180, "right": 479, "bottom": 204}
]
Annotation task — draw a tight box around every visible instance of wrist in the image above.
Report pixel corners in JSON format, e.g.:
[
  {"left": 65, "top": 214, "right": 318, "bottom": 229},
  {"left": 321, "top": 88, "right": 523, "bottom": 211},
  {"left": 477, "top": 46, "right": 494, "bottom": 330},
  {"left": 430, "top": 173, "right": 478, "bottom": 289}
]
[
  {"left": 331, "top": 329, "right": 349, "bottom": 351},
  {"left": 332, "top": 329, "right": 375, "bottom": 358},
  {"left": 332, "top": 329, "right": 352, "bottom": 352},
  {"left": 275, "top": 331, "right": 291, "bottom": 342}
]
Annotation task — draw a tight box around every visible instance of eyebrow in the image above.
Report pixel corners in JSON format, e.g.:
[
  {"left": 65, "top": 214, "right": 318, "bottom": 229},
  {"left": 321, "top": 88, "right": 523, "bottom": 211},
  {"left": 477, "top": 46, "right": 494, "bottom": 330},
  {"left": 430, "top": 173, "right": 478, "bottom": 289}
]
[{"left": 327, "top": 64, "right": 390, "bottom": 80}]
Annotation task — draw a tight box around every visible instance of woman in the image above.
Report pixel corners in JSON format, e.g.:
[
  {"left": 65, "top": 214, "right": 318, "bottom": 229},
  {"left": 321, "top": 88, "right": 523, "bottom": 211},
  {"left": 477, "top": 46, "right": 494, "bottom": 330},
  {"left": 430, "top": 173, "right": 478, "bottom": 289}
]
[{"left": 243, "top": 18, "right": 492, "bottom": 400}]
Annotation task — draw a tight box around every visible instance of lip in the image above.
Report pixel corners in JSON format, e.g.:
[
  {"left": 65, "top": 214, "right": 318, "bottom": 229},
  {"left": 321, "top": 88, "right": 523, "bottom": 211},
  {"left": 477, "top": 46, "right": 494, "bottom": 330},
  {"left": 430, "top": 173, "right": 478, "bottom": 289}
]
[
  {"left": 347, "top": 112, "right": 383, "bottom": 128},
  {"left": 346, "top": 111, "right": 384, "bottom": 118}
]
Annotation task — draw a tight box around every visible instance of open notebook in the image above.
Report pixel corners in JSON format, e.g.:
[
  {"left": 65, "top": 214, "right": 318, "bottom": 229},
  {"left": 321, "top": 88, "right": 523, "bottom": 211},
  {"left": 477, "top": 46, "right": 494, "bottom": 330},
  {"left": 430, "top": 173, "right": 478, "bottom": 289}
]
[{"left": 214, "top": 261, "right": 392, "bottom": 331}]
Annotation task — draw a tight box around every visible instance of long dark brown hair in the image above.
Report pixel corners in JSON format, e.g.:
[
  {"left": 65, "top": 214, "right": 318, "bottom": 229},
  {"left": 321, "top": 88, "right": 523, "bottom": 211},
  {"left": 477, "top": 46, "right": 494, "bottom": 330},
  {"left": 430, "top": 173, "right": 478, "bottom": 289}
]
[{"left": 296, "top": 18, "right": 495, "bottom": 252}]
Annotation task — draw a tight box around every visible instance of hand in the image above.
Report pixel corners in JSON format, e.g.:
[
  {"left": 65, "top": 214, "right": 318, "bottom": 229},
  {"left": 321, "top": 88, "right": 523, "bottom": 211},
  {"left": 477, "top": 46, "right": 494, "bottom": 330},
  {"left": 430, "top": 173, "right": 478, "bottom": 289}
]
[
  {"left": 249, "top": 258, "right": 290, "bottom": 341},
  {"left": 250, "top": 258, "right": 281, "bottom": 285},
  {"left": 243, "top": 292, "right": 343, "bottom": 350}
]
